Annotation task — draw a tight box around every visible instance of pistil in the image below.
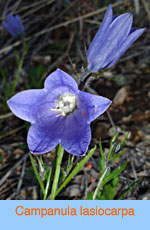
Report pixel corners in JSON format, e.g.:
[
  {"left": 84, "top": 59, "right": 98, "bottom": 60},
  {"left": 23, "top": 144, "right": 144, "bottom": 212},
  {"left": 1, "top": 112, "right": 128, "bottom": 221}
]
[{"left": 51, "top": 94, "right": 77, "bottom": 117}]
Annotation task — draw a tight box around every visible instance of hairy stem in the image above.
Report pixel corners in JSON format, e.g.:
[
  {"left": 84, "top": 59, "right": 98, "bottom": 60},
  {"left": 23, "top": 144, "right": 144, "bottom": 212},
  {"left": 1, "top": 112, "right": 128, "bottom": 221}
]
[{"left": 93, "top": 167, "right": 109, "bottom": 200}]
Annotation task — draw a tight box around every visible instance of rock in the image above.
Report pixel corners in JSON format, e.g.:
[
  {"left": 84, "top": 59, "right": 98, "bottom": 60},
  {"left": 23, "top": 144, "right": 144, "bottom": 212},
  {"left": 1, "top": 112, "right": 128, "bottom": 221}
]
[
  {"left": 32, "top": 55, "right": 51, "bottom": 65},
  {"left": 13, "top": 148, "right": 24, "bottom": 157},
  {"left": 140, "top": 191, "right": 150, "bottom": 200},
  {"left": 113, "top": 86, "right": 130, "bottom": 105},
  {"left": 64, "top": 184, "right": 81, "bottom": 198}
]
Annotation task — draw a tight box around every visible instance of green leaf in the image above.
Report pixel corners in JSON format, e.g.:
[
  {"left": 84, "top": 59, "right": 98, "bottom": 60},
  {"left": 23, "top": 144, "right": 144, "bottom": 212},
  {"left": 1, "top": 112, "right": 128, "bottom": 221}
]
[
  {"left": 25, "top": 167, "right": 38, "bottom": 184},
  {"left": 120, "top": 132, "right": 129, "bottom": 149},
  {"left": 66, "top": 154, "right": 74, "bottom": 174},
  {"left": 111, "top": 150, "right": 127, "bottom": 162},
  {"left": 56, "top": 146, "right": 96, "bottom": 197},
  {"left": 99, "top": 139, "right": 105, "bottom": 171},
  {"left": 96, "top": 190, "right": 105, "bottom": 200},
  {"left": 108, "top": 131, "right": 118, "bottom": 159},
  {"left": 112, "top": 175, "right": 119, "bottom": 187},
  {"left": 28, "top": 65, "right": 45, "bottom": 88},
  {"left": 104, "top": 176, "right": 119, "bottom": 200},
  {"left": 111, "top": 131, "right": 118, "bottom": 143},
  {"left": 43, "top": 170, "right": 51, "bottom": 200},
  {"left": 0, "top": 156, "right": 4, "bottom": 163},
  {"left": 29, "top": 153, "right": 45, "bottom": 197},
  {"left": 93, "top": 167, "right": 109, "bottom": 200},
  {"left": 14, "top": 50, "right": 20, "bottom": 66},
  {"left": 117, "top": 179, "right": 141, "bottom": 200},
  {"left": 86, "top": 192, "right": 93, "bottom": 200},
  {"left": 101, "top": 161, "right": 127, "bottom": 187},
  {"left": 48, "top": 153, "right": 57, "bottom": 191}
]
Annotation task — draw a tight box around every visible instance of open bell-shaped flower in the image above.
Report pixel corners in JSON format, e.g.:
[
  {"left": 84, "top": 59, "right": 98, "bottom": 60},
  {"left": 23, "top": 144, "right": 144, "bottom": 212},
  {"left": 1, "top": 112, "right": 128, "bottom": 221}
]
[
  {"left": 87, "top": 4, "right": 145, "bottom": 73},
  {"left": 8, "top": 69, "right": 111, "bottom": 156}
]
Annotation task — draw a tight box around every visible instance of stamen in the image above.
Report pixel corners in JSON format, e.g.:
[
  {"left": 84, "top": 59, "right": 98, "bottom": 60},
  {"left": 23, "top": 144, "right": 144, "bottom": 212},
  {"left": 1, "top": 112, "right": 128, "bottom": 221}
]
[
  {"left": 51, "top": 94, "right": 77, "bottom": 117},
  {"left": 56, "top": 113, "right": 65, "bottom": 117},
  {"left": 51, "top": 108, "right": 60, "bottom": 111}
]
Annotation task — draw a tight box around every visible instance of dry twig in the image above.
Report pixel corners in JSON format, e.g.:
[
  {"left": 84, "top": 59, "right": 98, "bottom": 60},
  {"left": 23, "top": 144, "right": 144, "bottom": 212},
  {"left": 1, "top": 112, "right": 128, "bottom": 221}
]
[{"left": 0, "top": 152, "right": 29, "bottom": 187}]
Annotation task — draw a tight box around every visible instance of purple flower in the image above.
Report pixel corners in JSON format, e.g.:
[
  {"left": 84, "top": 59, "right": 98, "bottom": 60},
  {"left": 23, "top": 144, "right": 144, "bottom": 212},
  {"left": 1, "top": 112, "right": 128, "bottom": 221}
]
[
  {"left": 87, "top": 4, "right": 145, "bottom": 73},
  {"left": 2, "top": 14, "right": 25, "bottom": 38},
  {"left": 8, "top": 69, "right": 111, "bottom": 156}
]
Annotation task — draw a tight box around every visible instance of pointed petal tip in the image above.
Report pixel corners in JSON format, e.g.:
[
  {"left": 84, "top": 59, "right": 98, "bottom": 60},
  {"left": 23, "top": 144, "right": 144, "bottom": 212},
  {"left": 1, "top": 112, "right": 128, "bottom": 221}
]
[
  {"left": 7, "top": 98, "right": 12, "bottom": 109},
  {"left": 132, "top": 27, "right": 146, "bottom": 37},
  {"left": 106, "top": 99, "right": 112, "bottom": 110},
  {"left": 6, "top": 14, "right": 14, "bottom": 20},
  {"left": 102, "top": 98, "right": 112, "bottom": 113},
  {"left": 55, "top": 68, "right": 65, "bottom": 74},
  {"left": 108, "top": 4, "right": 112, "bottom": 10},
  {"left": 140, "top": 27, "right": 146, "bottom": 33},
  {"left": 106, "top": 4, "right": 113, "bottom": 16},
  {"left": 7, "top": 99, "right": 10, "bottom": 105},
  {"left": 109, "top": 99, "right": 112, "bottom": 105},
  {"left": 106, "top": 98, "right": 112, "bottom": 106}
]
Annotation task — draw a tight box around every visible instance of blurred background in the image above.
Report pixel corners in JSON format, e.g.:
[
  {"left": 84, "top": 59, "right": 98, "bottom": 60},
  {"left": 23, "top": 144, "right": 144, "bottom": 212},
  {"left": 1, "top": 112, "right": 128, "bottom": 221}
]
[{"left": 0, "top": 0, "right": 150, "bottom": 200}]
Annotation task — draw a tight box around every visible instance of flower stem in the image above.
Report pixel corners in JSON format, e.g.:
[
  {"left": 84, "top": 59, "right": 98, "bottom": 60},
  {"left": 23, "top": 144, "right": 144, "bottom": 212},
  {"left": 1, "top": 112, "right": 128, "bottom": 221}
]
[
  {"left": 43, "top": 169, "right": 51, "bottom": 200},
  {"left": 50, "top": 144, "right": 64, "bottom": 200},
  {"left": 29, "top": 152, "right": 45, "bottom": 197},
  {"left": 78, "top": 70, "right": 92, "bottom": 90},
  {"left": 93, "top": 167, "right": 109, "bottom": 200},
  {"left": 12, "top": 41, "right": 29, "bottom": 94}
]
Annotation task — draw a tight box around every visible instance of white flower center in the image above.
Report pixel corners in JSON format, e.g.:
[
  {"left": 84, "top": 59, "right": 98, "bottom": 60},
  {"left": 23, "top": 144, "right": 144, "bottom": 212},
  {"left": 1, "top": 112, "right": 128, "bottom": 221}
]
[{"left": 51, "top": 94, "right": 77, "bottom": 117}]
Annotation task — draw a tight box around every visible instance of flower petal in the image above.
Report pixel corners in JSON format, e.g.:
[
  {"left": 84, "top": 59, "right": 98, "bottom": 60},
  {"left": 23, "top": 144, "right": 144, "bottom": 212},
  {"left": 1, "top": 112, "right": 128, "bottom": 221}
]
[
  {"left": 2, "top": 14, "right": 25, "bottom": 38},
  {"left": 15, "top": 15, "right": 25, "bottom": 34},
  {"left": 27, "top": 124, "right": 59, "bottom": 154},
  {"left": 107, "top": 28, "right": 146, "bottom": 67},
  {"left": 88, "top": 13, "right": 133, "bottom": 72},
  {"left": 28, "top": 99, "right": 66, "bottom": 154},
  {"left": 36, "top": 95, "right": 66, "bottom": 131},
  {"left": 7, "top": 14, "right": 19, "bottom": 33},
  {"left": 78, "top": 91, "right": 112, "bottom": 123},
  {"left": 100, "top": 13, "right": 133, "bottom": 68},
  {"left": 2, "top": 21, "right": 17, "bottom": 37},
  {"left": 8, "top": 89, "right": 47, "bottom": 123},
  {"left": 87, "top": 4, "right": 113, "bottom": 61},
  {"left": 61, "top": 110, "right": 91, "bottom": 156},
  {"left": 44, "top": 69, "right": 78, "bottom": 93}
]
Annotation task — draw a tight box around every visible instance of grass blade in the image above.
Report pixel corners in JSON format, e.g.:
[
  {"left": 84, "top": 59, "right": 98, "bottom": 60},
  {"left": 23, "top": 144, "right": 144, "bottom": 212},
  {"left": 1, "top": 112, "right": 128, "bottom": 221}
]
[{"left": 55, "top": 146, "right": 96, "bottom": 197}]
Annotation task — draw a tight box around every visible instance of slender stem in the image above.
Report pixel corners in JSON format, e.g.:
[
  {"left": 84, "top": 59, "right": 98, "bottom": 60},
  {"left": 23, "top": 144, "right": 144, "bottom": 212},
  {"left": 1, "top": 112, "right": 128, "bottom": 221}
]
[
  {"left": 50, "top": 144, "right": 64, "bottom": 200},
  {"left": 48, "top": 153, "right": 57, "bottom": 191},
  {"left": 93, "top": 167, "right": 109, "bottom": 200},
  {"left": 29, "top": 153, "right": 45, "bottom": 197},
  {"left": 66, "top": 155, "right": 74, "bottom": 174},
  {"left": 43, "top": 170, "right": 51, "bottom": 200},
  {"left": 12, "top": 41, "right": 29, "bottom": 94}
]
